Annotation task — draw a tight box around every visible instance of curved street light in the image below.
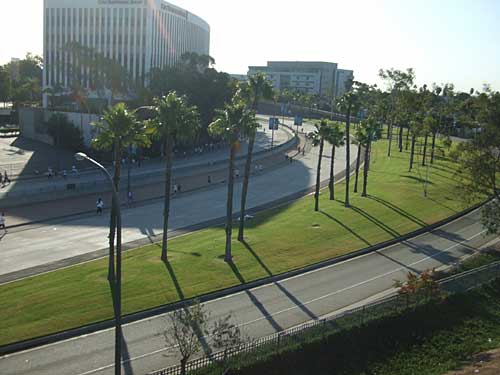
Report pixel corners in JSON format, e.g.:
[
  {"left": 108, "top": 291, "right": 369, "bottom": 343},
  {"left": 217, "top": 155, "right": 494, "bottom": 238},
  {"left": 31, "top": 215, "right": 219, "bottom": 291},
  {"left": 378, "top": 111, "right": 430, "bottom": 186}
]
[{"left": 75, "top": 152, "right": 123, "bottom": 375}]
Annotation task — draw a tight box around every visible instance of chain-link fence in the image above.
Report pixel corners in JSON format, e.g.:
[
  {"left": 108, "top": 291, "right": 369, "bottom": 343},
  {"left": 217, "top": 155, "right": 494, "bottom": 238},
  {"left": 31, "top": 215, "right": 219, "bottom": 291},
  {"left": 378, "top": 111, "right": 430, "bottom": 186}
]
[{"left": 150, "top": 260, "right": 500, "bottom": 375}]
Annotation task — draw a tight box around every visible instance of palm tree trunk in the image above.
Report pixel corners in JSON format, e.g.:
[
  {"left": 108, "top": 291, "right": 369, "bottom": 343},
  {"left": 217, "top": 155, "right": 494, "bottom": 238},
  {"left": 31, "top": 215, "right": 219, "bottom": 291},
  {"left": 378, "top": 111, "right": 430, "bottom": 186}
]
[
  {"left": 315, "top": 138, "right": 324, "bottom": 211},
  {"left": 354, "top": 145, "right": 361, "bottom": 193},
  {"left": 422, "top": 133, "right": 428, "bottom": 166},
  {"left": 409, "top": 135, "right": 416, "bottom": 171},
  {"left": 108, "top": 139, "right": 122, "bottom": 281},
  {"left": 329, "top": 145, "right": 336, "bottom": 200},
  {"left": 161, "top": 138, "right": 173, "bottom": 261},
  {"left": 225, "top": 143, "right": 236, "bottom": 262},
  {"left": 430, "top": 131, "right": 437, "bottom": 164},
  {"left": 344, "top": 106, "right": 351, "bottom": 208},
  {"left": 387, "top": 121, "right": 393, "bottom": 157},
  {"left": 362, "top": 140, "right": 371, "bottom": 197},
  {"left": 405, "top": 127, "right": 410, "bottom": 150},
  {"left": 238, "top": 132, "right": 256, "bottom": 242},
  {"left": 398, "top": 125, "right": 403, "bottom": 152}
]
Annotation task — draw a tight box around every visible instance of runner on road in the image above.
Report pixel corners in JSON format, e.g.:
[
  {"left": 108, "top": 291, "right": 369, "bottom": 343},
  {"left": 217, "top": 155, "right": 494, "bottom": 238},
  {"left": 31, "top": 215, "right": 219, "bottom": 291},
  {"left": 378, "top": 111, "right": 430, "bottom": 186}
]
[{"left": 96, "top": 198, "right": 104, "bottom": 215}]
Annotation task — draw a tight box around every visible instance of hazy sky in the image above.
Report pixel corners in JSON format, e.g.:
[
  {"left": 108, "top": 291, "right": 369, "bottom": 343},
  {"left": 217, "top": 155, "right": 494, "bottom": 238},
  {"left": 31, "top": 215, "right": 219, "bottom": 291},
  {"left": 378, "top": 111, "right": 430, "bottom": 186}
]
[{"left": 1, "top": 0, "right": 499, "bottom": 91}]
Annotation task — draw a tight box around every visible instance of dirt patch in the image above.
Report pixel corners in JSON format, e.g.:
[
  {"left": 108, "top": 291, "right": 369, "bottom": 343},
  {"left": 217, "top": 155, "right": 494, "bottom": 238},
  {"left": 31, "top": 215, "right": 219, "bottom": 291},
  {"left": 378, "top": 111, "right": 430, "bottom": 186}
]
[{"left": 444, "top": 348, "right": 500, "bottom": 375}]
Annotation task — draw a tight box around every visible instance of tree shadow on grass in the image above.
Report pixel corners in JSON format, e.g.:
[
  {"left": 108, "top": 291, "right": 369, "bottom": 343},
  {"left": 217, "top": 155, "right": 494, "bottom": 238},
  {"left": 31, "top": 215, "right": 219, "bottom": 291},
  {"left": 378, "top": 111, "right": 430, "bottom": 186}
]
[
  {"left": 367, "top": 195, "right": 427, "bottom": 227},
  {"left": 319, "top": 211, "right": 371, "bottom": 247},
  {"left": 163, "top": 260, "right": 185, "bottom": 300},
  {"left": 228, "top": 260, "right": 284, "bottom": 332},
  {"left": 350, "top": 205, "right": 401, "bottom": 238}
]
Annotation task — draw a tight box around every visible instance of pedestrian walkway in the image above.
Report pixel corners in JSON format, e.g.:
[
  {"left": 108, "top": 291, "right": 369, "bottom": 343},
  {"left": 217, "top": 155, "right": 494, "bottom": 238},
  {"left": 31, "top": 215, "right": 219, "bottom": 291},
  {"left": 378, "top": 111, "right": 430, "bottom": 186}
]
[
  {"left": 0, "top": 124, "right": 292, "bottom": 206},
  {"left": 3, "top": 134, "right": 302, "bottom": 228}
]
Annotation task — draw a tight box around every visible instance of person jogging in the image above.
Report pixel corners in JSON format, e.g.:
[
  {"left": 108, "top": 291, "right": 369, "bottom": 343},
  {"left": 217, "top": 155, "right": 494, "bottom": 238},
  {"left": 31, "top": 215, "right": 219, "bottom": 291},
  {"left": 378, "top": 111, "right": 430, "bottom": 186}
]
[{"left": 96, "top": 198, "right": 104, "bottom": 215}]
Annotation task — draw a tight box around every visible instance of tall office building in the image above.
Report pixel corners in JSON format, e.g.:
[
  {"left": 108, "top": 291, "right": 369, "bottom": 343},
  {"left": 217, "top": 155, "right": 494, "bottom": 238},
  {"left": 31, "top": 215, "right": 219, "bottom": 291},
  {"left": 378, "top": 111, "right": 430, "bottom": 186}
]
[{"left": 43, "top": 0, "right": 210, "bottom": 107}]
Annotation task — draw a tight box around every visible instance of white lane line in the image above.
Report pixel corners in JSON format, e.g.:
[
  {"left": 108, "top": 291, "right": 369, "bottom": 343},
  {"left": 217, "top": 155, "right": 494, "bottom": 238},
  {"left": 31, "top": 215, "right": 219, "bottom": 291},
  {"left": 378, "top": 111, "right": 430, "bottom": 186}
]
[{"left": 71, "top": 229, "right": 487, "bottom": 375}]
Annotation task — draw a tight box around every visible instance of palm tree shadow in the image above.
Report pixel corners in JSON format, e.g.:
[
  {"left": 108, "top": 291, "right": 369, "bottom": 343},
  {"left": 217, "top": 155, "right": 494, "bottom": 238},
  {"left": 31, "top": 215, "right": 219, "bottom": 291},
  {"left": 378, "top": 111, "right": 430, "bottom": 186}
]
[
  {"left": 376, "top": 250, "right": 420, "bottom": 274},
  {"left": 121, "top": 335, "right": 134, "bottom": 375},
  {"left": 163, "top": 260, "right": 185, "bottom": 300},
  {"left": 319, "top": 211, "right": 371, "bottom": 246},
  {"left": 350, "top": 205, "right": 400, "bottom": 238},
  {"left": 227, "top": 260, "right": 283, "bottom": 332},
  {"left": 367, "top": 195, "right": 427, "bottom": 227},
  {"left": 241, "top": 240, "right": 317, "bottom": 320}
]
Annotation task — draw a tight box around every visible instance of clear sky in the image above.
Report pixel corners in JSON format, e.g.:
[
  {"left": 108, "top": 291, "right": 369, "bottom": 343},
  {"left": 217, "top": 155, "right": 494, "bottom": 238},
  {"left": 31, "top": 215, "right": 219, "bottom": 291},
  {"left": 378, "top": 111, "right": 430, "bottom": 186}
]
[{"left": 1, "top": 0, "right": 499, "bottom": 92}]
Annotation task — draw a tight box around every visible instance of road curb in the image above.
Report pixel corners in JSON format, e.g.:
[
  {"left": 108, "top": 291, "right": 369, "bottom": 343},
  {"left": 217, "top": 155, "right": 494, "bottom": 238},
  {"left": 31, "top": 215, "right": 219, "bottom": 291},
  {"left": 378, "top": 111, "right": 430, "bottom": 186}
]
[{"left": 0, "top": 151, "right": 486, "bottom": 357}]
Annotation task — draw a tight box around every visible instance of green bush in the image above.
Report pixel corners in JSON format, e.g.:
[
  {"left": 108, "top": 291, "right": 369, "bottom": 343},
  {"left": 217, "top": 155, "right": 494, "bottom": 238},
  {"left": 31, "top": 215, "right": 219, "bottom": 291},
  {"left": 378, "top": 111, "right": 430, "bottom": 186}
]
[{"left": 45, "top": 113, "right": 84, "bottom": 151}]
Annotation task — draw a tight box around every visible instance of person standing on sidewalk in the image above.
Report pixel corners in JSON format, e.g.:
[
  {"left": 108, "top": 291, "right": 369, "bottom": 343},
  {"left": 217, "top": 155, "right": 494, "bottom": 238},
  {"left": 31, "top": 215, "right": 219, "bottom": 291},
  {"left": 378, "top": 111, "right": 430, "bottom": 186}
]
[
  {"left": 0, "top": 212, "right": 6, "bottom": 233},
  {"left": 3, "top": 171, "right": 10, "bottom": 184}
]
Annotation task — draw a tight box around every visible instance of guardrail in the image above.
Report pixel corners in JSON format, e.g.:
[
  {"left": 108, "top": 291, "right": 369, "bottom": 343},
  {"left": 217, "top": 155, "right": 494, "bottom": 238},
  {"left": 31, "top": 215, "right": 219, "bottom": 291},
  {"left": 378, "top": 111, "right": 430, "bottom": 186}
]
[{"left": 149, "top": 261, "right": 500, "bottom": 375}]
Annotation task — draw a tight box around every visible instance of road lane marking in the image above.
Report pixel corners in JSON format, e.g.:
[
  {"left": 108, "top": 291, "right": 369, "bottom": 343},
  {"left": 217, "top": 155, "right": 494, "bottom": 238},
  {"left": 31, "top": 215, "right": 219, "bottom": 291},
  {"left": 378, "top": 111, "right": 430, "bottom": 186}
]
[{"left": 68, "top": 229, "right": 488, "bottom": 375}]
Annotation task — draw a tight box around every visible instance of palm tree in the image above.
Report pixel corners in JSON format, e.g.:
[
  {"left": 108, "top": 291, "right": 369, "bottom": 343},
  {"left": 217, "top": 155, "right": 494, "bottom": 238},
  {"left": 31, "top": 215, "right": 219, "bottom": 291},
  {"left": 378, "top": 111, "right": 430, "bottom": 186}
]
[
  {"left": 148, "top": 91, "right": 200, "bottom": 261},
  {"left": 358, "top": 117, "right": 382, "bottom": 197},
  {"left": 308, "top": 119, "right": 331, "bottom": 211},
  {"left": 92, "top": 103, "right": 150, "bottom": 280},
  {"left": 237, "top": 73, "right": 273, "bottom": 242},
  {"left": 208, "top": 93, "right": 255, "bottom": 262},
  {"left": 324, "top": 123, "right": 346, "bottom": 201}
]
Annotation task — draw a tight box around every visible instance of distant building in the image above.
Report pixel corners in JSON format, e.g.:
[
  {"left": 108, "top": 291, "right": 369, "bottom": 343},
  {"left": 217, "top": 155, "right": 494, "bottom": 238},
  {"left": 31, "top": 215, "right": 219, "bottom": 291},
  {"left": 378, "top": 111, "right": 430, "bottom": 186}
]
[
  {"left": 9, "top": 58, "right": 20, "bottom": 82},
  {"left": 230, "top": 74, "right": 248, "bottom": 82},
  {"left": 335, "top": 69, "right": 354, "bottom": 98},
  {"left": 42, "top": 0, "right": 211, "bottom": 108},
  {"left": 248, "top": 61, "right": 353, "bottom": 97}
]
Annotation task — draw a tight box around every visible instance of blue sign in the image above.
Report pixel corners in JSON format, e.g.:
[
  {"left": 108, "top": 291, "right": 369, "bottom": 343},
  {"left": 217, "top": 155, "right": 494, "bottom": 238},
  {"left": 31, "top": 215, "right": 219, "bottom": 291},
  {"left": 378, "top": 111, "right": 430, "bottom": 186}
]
[
  {"left": 294, "top": 116, "right": 303, "bottom": 126},
  {"left": 269, "top": 117, "right": 279, "bottom": 130}
]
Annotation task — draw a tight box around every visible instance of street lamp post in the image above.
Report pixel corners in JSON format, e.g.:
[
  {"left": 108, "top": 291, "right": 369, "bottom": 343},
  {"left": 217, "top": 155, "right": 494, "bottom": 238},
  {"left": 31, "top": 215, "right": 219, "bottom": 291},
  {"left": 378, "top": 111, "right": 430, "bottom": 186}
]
[{"left": 75, "top": 152, "right": 123, "bottom": 375}]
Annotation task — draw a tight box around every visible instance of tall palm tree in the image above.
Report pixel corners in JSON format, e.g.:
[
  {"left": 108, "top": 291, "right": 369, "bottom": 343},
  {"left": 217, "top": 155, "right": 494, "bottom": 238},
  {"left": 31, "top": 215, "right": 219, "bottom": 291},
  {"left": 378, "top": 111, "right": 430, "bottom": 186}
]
[
  {"left": 308, "top": 119, "right": 331, "bottom": 212},
  {"left": 148, "top": 91, "right": 200, "bottom": 261},
  {"left": 237, "top": 73, "right": 274, "bottom": 242},
  {"left": 208, "top": 93, "right": 255, "bottom": 262},
  {"left": 324, "top": 123, "right": 346, "bottom": 201},
  {"left": 92, "top": 103, "right": 150, "bottom": 280},
  {"left": 358, "top": 117, "right": 382, "bottom": 197}
]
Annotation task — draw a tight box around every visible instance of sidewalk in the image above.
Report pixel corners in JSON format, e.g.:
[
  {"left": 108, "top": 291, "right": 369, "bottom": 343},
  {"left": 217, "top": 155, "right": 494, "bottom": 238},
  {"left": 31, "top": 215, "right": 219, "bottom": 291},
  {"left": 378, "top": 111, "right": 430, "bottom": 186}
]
[{"left": 3, "top": 133, "right": 304, "bottom": 228}]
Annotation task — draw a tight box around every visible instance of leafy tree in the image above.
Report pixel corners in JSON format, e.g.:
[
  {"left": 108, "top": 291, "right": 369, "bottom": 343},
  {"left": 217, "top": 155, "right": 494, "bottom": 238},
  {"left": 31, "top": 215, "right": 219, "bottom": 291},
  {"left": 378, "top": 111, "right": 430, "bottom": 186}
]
[
  {"left": 0, "top": 66, "right": 10, "bottom": 105},
  {"left": 308, "top": 119, "right": 331, "bottom": 211},
  {"left": 237, "top": 73, "right": 273, "bottom": 241},
  {"left": 92, "top": 103, "right": 150, "bottom": 280},
  {"left": 164, "top": 300, "right": 210, "bottom": 375},
  {"left": 211, "top": 313, "right": 244, "bottom": 366},
  {"left": 147, "top": 92, "right": 200, "bottom": 261},
  {"left": 324, "top": 122, "right": 345, "bottom": 201},
  {"left": 378, "top": 68, "right": 416, "bottom": 157},
  {"left": 208, "top": 93, "right": 255, "bottom": 262},
  {"left": 454, "top": 91, "right": 500, "bottom": 234},
  {"left": 45, "top": 113, "right": 84, "bottom": 151}
]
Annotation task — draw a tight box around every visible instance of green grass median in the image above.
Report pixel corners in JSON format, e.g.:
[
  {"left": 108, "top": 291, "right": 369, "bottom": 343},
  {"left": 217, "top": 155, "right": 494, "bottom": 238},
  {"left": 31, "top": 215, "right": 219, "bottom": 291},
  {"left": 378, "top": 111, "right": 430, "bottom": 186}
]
[{"left": 0, "top": 137, "right": 481, "bottom": 346}]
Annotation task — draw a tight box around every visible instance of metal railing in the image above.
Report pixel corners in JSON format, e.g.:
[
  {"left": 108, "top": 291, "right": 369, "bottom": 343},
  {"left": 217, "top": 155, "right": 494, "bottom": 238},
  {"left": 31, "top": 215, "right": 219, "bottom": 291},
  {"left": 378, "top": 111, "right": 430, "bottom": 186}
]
[{"left": 149, "top": 261, "right": 500, "bottom": 375}]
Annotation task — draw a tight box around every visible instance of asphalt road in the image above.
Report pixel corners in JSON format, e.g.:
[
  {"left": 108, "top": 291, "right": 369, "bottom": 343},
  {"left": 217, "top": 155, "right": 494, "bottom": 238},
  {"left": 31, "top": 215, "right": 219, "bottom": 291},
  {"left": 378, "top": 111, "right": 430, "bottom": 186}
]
[
  {"left": 0, "top": 207, "right": 493, "bottom": 375},
  {"left": 0, "top": 119, "right": 354, "bottom": 278}
]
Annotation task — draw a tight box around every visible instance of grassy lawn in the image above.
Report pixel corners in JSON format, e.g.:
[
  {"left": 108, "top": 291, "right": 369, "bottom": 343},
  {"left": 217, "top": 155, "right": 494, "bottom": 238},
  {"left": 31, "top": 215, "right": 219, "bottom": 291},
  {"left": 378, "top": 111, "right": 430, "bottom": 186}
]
[{"left": 0, "top": 135, "right": 480, "bottom": 346}]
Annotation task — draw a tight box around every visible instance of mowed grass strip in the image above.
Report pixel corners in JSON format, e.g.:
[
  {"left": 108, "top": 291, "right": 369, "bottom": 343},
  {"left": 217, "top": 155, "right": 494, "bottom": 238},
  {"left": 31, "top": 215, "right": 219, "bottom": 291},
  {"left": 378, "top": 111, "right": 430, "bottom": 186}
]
[{"left": 0, "top": 137, "right": 479, "bottom": 346}]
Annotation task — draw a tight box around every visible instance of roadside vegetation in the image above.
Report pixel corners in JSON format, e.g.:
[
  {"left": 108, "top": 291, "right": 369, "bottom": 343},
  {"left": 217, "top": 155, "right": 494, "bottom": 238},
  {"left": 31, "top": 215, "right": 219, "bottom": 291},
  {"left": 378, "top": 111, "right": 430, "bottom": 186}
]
[
  {"left": 197, "top": 280, "right": 500, "bottom": 375},
  {"left": 0, "top": 134, "right": 481, "bottom": 346}
]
